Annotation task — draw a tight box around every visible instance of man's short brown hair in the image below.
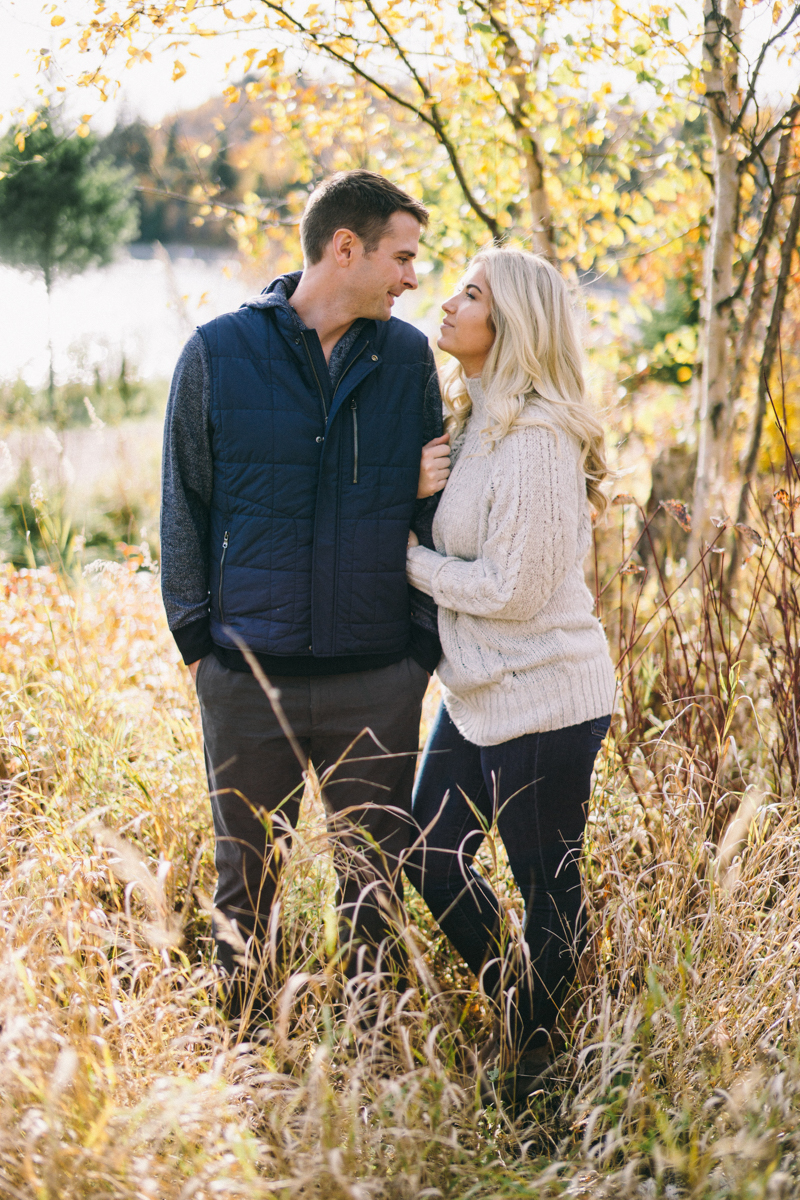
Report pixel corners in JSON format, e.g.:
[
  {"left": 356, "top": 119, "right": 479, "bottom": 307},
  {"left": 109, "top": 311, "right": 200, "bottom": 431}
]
[{"left": 300, "top": 170, "right": 429, "bottom": 265}]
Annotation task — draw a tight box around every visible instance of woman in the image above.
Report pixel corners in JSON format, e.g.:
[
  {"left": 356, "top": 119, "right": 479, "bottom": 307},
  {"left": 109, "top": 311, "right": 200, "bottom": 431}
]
[{"left": 404, "top": 248, "right": 616, "bottom": 1106}]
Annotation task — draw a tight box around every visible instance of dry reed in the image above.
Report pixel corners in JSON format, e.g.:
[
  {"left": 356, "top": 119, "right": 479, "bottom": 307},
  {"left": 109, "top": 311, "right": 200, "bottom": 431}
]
[{"left": 1, "top": 428, "right": 800, "bottom": 1198}]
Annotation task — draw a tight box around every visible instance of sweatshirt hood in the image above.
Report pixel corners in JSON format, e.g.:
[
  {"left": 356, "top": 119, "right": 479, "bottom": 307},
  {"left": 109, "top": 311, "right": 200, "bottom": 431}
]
[{"left": 241, "top": 270, "right": 302, "bottom": 311}]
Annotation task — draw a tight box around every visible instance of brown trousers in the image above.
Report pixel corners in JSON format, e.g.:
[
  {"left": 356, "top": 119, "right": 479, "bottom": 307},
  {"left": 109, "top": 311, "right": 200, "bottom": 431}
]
[{"left": 195, "top": 652, "right": 429, "bottom": 981}]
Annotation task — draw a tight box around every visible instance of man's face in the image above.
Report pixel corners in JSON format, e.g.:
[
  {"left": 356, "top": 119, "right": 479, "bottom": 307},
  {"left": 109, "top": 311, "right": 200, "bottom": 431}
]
[{"left": 345, "top": 211, "right": 421, "bottom": 320}]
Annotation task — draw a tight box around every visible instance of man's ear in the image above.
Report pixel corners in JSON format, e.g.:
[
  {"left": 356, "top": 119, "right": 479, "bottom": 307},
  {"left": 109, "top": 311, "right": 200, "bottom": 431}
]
[{"left": 330, "top": 227, "right": 360, "bottom": 267}]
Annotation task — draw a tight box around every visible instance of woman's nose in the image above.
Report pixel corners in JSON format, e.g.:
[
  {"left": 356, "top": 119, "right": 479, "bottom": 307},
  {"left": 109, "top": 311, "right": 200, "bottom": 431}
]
[{"left": 442, "top": 296, "right": 456, "bottom": 314}]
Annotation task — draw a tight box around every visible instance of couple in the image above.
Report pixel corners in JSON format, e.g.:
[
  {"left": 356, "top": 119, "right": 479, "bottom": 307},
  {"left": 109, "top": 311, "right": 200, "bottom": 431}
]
[{"left": 161, "top": 169, "right": 616, "bottom": 1104}]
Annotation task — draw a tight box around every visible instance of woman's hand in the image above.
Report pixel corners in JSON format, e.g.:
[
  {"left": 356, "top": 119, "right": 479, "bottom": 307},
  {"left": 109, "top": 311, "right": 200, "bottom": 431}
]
[
  {"left": 417, "top": 432, "right": 451, "bottom": 498},
  {"left": 407, "top": 530, "right": 419, "bottom": 549}
]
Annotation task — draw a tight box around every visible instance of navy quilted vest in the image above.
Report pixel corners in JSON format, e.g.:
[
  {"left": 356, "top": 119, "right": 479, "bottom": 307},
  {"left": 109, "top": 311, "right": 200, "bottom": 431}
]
[{"left": 198, "top": 293, "right": 429, "bottom": 658}]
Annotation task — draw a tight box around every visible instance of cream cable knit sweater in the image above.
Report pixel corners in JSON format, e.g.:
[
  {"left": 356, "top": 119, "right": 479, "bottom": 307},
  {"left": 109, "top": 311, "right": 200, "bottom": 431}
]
[{"left": 406, "top": 378, "right": 616, "bottom": 746}]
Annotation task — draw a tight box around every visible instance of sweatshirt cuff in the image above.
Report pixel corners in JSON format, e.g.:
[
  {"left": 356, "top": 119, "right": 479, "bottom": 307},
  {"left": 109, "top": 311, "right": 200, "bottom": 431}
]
[
  {"left": 172, "top": 616, "right": 214, "bottom": 665},
  {"left": 406, "top": 544, "right": 442, "bottom": 596},
  {"left": 408, "top": 624, "right": 441, "bottom": 673}
]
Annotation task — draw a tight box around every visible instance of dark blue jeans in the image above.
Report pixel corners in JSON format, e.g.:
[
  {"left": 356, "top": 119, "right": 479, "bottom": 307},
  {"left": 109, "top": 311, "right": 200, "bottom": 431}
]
[{"left": 405, "top": 704, "right": 610, "bottom": 1052}]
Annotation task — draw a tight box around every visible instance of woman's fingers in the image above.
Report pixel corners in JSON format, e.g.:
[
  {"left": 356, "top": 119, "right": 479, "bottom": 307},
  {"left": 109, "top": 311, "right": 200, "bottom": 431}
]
[{"left": 417, "top": 433, "right": 452, "bottom": 497}]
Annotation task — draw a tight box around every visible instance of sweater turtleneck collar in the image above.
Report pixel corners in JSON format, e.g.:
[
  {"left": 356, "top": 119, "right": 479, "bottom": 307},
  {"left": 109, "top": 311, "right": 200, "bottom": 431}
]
[{"left": 465, "top": 376, "right": 486, "bottom": 413}]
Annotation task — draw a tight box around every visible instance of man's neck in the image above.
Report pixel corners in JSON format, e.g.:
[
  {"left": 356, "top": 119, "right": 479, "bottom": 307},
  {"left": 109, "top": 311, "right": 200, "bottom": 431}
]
[{"left": 290, "top": 269, "right": 361, "bottom": 363}]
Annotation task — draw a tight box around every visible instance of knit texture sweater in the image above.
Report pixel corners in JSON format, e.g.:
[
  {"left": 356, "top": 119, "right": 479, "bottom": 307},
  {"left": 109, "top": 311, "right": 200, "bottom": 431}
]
[{"left": 406, "top": 378, "right": 616, "bottom": 746}]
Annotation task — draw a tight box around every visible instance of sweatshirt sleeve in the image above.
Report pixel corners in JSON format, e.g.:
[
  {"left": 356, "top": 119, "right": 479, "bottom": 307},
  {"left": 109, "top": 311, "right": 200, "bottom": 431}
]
[
  {"left": 160, "top": 332, "right": 215, "bottom": 664},
  {"left": 406, "top": 426, "right": 581, "bottom": 622}
]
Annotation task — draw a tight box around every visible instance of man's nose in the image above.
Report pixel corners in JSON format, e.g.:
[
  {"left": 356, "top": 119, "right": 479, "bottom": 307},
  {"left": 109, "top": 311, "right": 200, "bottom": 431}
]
[{"left": 403, "top": 264, "right": 418, "bottom": 290}]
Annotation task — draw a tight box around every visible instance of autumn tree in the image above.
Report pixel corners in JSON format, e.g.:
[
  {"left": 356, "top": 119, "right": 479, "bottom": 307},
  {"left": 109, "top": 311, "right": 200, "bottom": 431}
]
[
  {"left": 38, "top": 0, "right": 800, "bottom": 565},
  {"left": 52, "top": 1, "right": 703, "bottom": 276},
  {"left": 685, "top": 2, "right": 800, "bottom": 554},
  {"left": 0, "top": 120, "right": 138, "bottom": 403}
]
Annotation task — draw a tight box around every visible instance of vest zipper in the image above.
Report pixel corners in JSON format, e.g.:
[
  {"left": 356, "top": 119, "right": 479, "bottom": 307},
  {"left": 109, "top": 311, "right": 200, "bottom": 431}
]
[
  {"left": 300, "top": 331, "right": 327, "bottom": 423},
  {"left": 218, "top": 530, "right": 229, "bottom": 623},
  {"left": 331, "top": 340, "right": 368, "bottom": 406},
  {"left": 351, "top": 398, "right": 359, "bottom": 484}
]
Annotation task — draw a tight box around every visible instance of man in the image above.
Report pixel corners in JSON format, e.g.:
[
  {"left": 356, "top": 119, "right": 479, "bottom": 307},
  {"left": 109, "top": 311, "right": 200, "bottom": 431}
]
[{"left": 160, "top": 171, "right": 450, "bottom": 1014}]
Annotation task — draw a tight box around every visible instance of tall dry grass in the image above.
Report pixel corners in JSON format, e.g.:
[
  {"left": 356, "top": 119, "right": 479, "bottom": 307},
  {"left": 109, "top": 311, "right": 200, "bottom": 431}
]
[{"left": 1, "top": 425, "right": 800, "bottom": 1198}]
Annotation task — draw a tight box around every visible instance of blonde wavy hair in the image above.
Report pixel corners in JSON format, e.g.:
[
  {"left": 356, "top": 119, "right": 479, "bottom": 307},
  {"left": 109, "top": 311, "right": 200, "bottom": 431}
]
[{"left": 442, "top": 247, "right": 610, "bottom": 518}]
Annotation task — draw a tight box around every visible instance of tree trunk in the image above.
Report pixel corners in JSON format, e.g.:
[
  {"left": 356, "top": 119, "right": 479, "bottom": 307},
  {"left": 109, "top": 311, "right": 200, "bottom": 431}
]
[
  {"left": 728, "top": 180, "right": 800, "bottom": 582},
  {"left": 478, "top": 2, "right": 554, "bottom": 259},
  {"left": 689, "top": 0, "right": 742, "bottom": 558},
  {"left": 727, "top": 119, "right": 793, "bottom": 411}
]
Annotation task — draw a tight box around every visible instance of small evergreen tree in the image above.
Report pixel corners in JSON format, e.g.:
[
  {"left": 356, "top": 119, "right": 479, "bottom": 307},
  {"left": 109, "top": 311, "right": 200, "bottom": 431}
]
[{"left": 0, "top": 120, "right": 139, "bottom": 405}]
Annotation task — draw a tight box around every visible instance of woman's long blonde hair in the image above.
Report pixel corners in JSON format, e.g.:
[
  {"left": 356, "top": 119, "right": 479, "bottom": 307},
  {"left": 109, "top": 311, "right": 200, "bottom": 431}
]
[{"left": 442, "top": 247, "right": 610, "bottom": 518}]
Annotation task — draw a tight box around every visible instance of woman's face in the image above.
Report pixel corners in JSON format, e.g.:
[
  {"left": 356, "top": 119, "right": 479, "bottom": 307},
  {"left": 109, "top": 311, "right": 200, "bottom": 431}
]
[{"left": 438, "top": 264, "right": 495, "bottom": 378}]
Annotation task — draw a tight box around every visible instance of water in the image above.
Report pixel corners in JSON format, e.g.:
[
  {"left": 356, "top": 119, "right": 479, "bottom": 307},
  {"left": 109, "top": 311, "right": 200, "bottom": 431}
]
[
  {"left": 0, "top": 244, "right": 250, "bottom": 389},
  {"left": 0, "top": 242, "right": 439, "bottom": 391}
]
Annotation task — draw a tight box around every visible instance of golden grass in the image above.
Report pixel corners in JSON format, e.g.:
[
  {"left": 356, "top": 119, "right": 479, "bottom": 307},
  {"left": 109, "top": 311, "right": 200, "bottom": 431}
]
[{"left": 2, "top": 487, "right": 800, "bottom": 1198}]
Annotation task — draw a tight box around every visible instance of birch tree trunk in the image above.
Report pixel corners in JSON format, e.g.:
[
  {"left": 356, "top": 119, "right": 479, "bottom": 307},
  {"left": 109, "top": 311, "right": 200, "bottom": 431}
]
[
  {"left": 477, "top": 1, "right": 554, "bottom": 259},
  {"left": 689, "top": 0, "right": 743, "bottom": 558}
]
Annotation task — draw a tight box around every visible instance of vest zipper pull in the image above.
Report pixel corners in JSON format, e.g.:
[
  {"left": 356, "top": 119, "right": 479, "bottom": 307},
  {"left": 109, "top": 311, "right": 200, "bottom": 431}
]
[{"left": 218, "top": 531, "right": 229, "bottom": 623}]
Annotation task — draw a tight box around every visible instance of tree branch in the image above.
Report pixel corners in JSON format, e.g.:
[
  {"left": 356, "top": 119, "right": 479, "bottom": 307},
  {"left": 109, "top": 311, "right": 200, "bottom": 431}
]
[
  {"left": 474, "top": 0, "right": 554, "bottom": 257},
  {"left": 256, "top": 0, "right": 503, "bottom": 240},
  {"left": 731, "top": 3, "right": 800, "bottom": 136},
  {"left": 731, "top": 182, "right": 800, "bottom": 556},
  {"left": 740, "top": 103, "right": 800, "bottom": 170},
  {"left": 723, "top": 103, "right": 796, "bottom": 317},
  {"left": 136, "top": 185, "right": 296, "bottom": 223}
]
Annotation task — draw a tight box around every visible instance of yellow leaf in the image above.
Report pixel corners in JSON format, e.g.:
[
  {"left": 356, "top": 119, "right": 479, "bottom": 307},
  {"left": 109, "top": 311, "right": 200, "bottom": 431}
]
[
  {"left": 196, "top": 143, "right": 212, "bottom": 159},
  {"left": 50, "top": 13, "right": 65, "bottom": 25},
  {"left": 185, "top": 0, "right": 196, "bottom": 10},
  {"left": 76, "top": 123, "right": 90, "bottom": 138},
  {"left": 676, "top": 366, "right": 692, "bottom": 383},
  {"left": 172, "top": 59, "right": 186, "bottom": 82}
]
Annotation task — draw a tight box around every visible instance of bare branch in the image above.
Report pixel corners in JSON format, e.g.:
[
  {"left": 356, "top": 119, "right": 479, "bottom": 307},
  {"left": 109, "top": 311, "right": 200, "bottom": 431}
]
[
  {"left": 731, "top": 182, "right": 800, "bottom": 548},
  {"left": 474, "top": 0, "right": 553, "bottom": 257},
  {"left": 732, "top": 3, "right": 800, "bottom": 135},
  {"left": 136, "top": 186, "right": 296, "bottom": 224},
  {"left": 256, "top": 0, "right": 503, "bottom": 240},
  {"left": 741, "top": 103, "right": 800, "bottom": 170},
  {"left": 724, "top": 103, "right": 796, "bottom": 320}
]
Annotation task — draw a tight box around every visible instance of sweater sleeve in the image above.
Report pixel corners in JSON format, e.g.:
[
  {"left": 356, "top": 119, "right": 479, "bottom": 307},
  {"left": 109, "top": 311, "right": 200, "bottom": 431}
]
[
  {"left": 160, "top": 332, "right": 215, "bottom": 664},
  {"left": 406, "top": 426, "right": 581, "bottom": 622}
]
